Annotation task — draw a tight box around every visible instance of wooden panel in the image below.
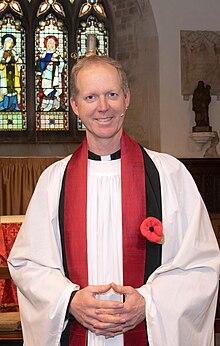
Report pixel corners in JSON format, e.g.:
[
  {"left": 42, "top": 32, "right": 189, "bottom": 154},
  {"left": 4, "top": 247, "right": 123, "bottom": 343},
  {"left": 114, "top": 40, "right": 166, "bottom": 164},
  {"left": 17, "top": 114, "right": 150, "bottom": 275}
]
[
  {"left": 0, "top": 331, "right": 23, "bottom": 341},
  {"left": 180, "top": 158, "right": 220, "bottom": 213}
]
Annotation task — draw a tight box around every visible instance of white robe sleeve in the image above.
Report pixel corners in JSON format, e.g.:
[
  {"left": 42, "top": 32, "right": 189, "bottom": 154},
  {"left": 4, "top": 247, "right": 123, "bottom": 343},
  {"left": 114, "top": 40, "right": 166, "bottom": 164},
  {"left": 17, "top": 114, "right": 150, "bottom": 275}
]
[
  {"left": 138, "top": 150, "right": 220, "bottom": 346},
  {"left": 8, "top": 156, "right": 79, "bottom": 346}
]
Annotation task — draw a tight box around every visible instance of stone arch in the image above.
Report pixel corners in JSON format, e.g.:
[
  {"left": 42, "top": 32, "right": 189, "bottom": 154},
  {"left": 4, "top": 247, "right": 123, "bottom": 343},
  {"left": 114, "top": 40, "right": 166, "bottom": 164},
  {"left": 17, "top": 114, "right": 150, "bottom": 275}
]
[{"left": 109, "top": 0, "right": 160, "bottom": 150}]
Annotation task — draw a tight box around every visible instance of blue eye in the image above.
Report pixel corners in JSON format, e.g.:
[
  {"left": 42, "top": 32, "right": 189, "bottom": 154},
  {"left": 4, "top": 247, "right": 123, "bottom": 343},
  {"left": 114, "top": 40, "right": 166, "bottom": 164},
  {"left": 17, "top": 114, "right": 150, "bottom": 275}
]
[
  {"left": 85, "top": 95, "right": 96, "bottom": 102},
  {"left": 108, "top": 92, "right": 118, "bottom": 99}
]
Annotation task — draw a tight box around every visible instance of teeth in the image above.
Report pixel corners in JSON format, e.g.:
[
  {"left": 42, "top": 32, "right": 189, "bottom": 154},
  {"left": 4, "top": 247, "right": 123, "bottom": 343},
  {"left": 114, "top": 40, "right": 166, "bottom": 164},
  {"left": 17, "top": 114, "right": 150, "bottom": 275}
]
[{"left": 96, "top": 118, "right": 112, "bottom": 122}]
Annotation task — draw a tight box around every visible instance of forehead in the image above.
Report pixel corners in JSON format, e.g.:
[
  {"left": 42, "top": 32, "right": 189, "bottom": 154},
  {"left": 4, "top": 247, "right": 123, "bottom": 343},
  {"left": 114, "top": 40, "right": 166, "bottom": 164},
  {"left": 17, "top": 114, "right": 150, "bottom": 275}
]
[
  {"left": 76, "top": 62, "right": 121, "bottom": 92},
  {"left": 5, "top": 38, "right": 13, "bottom": 44}
]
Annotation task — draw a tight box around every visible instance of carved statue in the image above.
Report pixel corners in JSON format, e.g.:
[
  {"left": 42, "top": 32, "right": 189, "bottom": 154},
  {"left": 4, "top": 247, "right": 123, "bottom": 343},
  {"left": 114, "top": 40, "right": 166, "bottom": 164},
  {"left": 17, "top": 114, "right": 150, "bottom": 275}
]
[{"left": 192, "top": 81, "right": 212, "bottom": 132}]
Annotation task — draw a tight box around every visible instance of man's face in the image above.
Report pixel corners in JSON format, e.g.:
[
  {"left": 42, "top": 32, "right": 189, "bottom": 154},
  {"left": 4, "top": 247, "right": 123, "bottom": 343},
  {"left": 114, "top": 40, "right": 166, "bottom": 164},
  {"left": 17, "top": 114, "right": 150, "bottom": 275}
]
[{"left": 70, "top": 62, "right": 130, "bottom": 146}]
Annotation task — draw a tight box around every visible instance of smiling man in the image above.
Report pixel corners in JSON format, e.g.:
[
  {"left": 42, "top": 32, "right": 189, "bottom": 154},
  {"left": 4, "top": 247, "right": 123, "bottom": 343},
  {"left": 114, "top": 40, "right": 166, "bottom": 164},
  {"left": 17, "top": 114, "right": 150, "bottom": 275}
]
[
  {"left": 8, "top": 55, "right": 220, "bottom": 346},
  {"left": 70, "top": 58, "right": 130, "bottom": 151}
]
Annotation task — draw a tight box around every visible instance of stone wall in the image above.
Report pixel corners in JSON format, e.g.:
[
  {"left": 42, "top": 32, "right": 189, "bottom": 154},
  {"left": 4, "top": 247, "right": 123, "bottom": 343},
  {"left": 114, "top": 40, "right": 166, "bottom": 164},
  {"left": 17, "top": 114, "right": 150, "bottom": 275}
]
[{"left": 109, "top": 0, "right": 160, "bottom": 150}]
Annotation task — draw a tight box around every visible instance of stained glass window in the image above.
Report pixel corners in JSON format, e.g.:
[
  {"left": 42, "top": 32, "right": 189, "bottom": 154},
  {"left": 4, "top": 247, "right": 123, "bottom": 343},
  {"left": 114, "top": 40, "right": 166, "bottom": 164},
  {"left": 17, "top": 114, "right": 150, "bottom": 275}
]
[
  {"left": 35, "top": 14, "right": 68, "bottom": 131},
  {"left": 0, "top": 14, "right": 26, "bottom": 131},
  {"left": 76, "top": 15, "right": 109, "bottom": 130},
  {"left": 77, "top": 15, "right": 109, "bottom": 58},
  {"left": 0, "top": 0, "right": 110, "bottom": 140}
]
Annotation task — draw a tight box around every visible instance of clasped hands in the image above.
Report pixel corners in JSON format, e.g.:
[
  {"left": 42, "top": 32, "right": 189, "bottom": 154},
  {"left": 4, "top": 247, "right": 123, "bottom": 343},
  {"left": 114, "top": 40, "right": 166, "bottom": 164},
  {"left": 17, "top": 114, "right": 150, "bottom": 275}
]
[{"left": 69, "top": 282, "right": 146, "bottom": 338}]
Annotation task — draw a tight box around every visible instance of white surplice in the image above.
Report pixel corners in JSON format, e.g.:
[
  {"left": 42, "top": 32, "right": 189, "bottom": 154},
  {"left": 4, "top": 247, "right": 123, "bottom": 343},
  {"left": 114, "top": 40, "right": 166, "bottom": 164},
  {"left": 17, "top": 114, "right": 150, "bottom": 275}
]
[
  {"left": 8, "top": 149, "right": 220, "bottom": 346},
  {"left": 87, "top": 158, "right": 123, "bottom": 346}
]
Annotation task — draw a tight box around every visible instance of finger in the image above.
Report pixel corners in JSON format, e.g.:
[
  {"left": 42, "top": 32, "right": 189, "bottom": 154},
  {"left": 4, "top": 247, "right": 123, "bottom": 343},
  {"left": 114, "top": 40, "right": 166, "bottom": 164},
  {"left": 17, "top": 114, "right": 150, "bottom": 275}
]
[
  {"left": 122, "top": 322, "right": 137, "bottom": 334},
  {"left": 92, "top": 284, "right": 112, "bottom": 295},
  {"left": 94, "top": 299, "right": 123, "bottom": 309},
  {"left": 95, "top": 308, "right": 124, "bottom": 316},
  {"left": 111, "top": 282, "right": 132, "bottom": 295},
  {"left": 84, "top": 309, "right": 125, "bottom": 330},
  {"left": 94, "top": 312, "right": 125, "bottom": 324},
  {"left": 105, "top": 330, "right": 124, "bottom": 339},
  {"left": 95, "top": 323, "right": 124, "bottom": 336},
  {"left": 82, "top": 315, "right": 121, "bottom": 334}
]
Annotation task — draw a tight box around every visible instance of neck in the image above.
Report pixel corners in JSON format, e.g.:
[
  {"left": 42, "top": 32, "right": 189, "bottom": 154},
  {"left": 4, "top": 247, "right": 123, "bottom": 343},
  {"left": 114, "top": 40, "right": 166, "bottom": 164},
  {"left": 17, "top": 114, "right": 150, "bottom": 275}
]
[{"left": 86, "top": 130, "right": 122, "bottom": 156}]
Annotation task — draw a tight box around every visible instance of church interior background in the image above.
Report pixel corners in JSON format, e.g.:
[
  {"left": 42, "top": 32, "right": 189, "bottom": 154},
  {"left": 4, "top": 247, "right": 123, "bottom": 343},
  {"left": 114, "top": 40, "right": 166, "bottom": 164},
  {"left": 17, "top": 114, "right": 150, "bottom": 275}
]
[{"left": 0, "top": 0, "right": 219, "bottom": 344}]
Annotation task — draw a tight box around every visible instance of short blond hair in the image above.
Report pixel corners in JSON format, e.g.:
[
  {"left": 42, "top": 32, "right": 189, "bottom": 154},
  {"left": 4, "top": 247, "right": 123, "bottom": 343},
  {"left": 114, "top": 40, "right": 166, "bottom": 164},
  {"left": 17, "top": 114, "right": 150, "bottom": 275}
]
[{"left": 70, "top": 55, "right": 129, "bottom": 99}]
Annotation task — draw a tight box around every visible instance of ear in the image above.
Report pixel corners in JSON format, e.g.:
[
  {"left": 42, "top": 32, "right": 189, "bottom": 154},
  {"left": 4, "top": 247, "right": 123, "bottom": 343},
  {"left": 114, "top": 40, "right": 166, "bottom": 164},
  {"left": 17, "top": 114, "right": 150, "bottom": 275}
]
[
  {"left": 125, "top": 89, "right": 131, "bottom": 109},
  {"left": 70, "top": 97, "right": 79, "bottom": 116}
]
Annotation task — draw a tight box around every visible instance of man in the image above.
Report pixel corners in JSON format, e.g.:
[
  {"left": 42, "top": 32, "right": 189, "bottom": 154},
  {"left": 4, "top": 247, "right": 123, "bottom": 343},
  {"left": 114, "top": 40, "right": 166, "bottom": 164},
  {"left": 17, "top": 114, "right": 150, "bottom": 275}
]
[{"left": 8, "top": 55, "right": 220, "bottom": 346}]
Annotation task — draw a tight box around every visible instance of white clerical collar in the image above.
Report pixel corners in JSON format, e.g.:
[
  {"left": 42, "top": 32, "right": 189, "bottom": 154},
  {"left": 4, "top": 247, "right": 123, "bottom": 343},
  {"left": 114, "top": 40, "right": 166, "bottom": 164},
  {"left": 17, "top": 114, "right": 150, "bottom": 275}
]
[
  {"left": 100, "top": 155, "right": 111, "bottom": 161},
  {"left": 88, "top": 150, "right": 121, "bottom": 161}
]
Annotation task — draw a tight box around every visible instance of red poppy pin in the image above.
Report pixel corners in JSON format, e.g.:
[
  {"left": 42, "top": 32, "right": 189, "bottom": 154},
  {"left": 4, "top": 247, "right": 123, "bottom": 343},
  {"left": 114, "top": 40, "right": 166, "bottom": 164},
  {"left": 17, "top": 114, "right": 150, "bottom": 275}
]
[{"left": 140, "top": 216, "right": 164, "bottom": 244}]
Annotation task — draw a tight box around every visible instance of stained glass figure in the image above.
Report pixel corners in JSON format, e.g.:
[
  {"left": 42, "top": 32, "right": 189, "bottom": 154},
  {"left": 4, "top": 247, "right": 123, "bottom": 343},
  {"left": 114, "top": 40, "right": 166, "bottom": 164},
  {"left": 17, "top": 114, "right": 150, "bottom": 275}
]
[
  {"left": 0, "top": 14, "right": 26, "bottom": 131},
  {"left": 35, "top": 14, "right": 68, "bottom": 130}
]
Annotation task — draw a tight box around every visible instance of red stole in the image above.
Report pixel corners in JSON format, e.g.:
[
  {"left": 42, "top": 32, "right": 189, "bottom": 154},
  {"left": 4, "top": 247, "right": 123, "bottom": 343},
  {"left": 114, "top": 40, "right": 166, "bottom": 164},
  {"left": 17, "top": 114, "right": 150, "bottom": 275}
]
[{"left": 64, "top": 131, "right": 147, "bottom": 345}]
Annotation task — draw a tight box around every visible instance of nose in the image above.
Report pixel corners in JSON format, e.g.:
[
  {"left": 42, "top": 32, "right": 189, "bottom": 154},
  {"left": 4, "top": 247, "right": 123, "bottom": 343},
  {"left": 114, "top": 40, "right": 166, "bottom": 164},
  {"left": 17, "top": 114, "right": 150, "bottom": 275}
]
[{"left": 97, "top": 95, "right": 109, "bottom": 112}]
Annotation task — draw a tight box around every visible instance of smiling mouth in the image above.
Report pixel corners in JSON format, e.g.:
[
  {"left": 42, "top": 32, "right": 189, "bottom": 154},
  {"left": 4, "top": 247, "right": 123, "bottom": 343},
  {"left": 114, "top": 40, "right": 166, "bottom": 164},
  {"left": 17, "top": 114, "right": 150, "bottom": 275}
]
[{"left": 95, "top": 117, "right": 113, "bottom": 122}]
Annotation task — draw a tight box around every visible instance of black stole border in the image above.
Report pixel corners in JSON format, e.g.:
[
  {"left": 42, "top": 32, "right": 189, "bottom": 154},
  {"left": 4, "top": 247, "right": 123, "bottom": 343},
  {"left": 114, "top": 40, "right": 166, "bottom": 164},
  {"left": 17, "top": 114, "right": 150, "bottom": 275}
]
[{"left": 59, "top": 145, "right": 162, "bottom": 345}]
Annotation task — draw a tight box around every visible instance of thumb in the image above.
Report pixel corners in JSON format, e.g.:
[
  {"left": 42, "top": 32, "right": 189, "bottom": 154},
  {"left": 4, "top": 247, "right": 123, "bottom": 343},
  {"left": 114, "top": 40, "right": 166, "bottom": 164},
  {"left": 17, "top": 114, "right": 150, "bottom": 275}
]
[
  {"left": 111, "top": 282, "right": 125, "bottom": 294},
  {"left": 93, "top": 283, "right": 112, "bottom": 295}
]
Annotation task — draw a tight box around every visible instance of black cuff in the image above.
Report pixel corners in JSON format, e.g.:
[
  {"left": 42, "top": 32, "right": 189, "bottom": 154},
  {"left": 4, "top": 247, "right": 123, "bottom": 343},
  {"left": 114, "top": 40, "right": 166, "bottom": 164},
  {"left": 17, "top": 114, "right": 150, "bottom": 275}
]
[{"left": 65, "top": 290, "right": 78, "bottom": 320}]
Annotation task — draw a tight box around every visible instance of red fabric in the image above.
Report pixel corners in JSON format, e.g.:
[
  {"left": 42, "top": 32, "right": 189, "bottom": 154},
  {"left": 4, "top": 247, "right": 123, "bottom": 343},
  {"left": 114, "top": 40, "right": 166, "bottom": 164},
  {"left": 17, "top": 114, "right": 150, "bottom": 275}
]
[
  {"left": 0, "top": 222, "right": 21, "bottom": 312},
  {"left": 64, "top": 132, "right": 147, "bottom": 345},
  {"left": 64, "top": 139, "right": 88, "bottom": 345},
  {"left": 64, "top": 139, "right": 88, "bottom": 289},
  {"left": 121, "top": 132, "right": 147, "bottom": 345}
]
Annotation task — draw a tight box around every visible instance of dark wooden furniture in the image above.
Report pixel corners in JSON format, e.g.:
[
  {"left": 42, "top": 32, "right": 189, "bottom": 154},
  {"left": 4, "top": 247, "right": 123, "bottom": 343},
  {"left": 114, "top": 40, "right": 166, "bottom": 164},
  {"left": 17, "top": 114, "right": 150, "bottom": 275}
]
[
  {"left": 0, "top": 266, "right": 22, "bottom": 342},
  {"left": 180, "top": 158, "right": 220, "bottom": 247},
  {"left": 180, "top": 158, "right": 220, "bottom": 214}
]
